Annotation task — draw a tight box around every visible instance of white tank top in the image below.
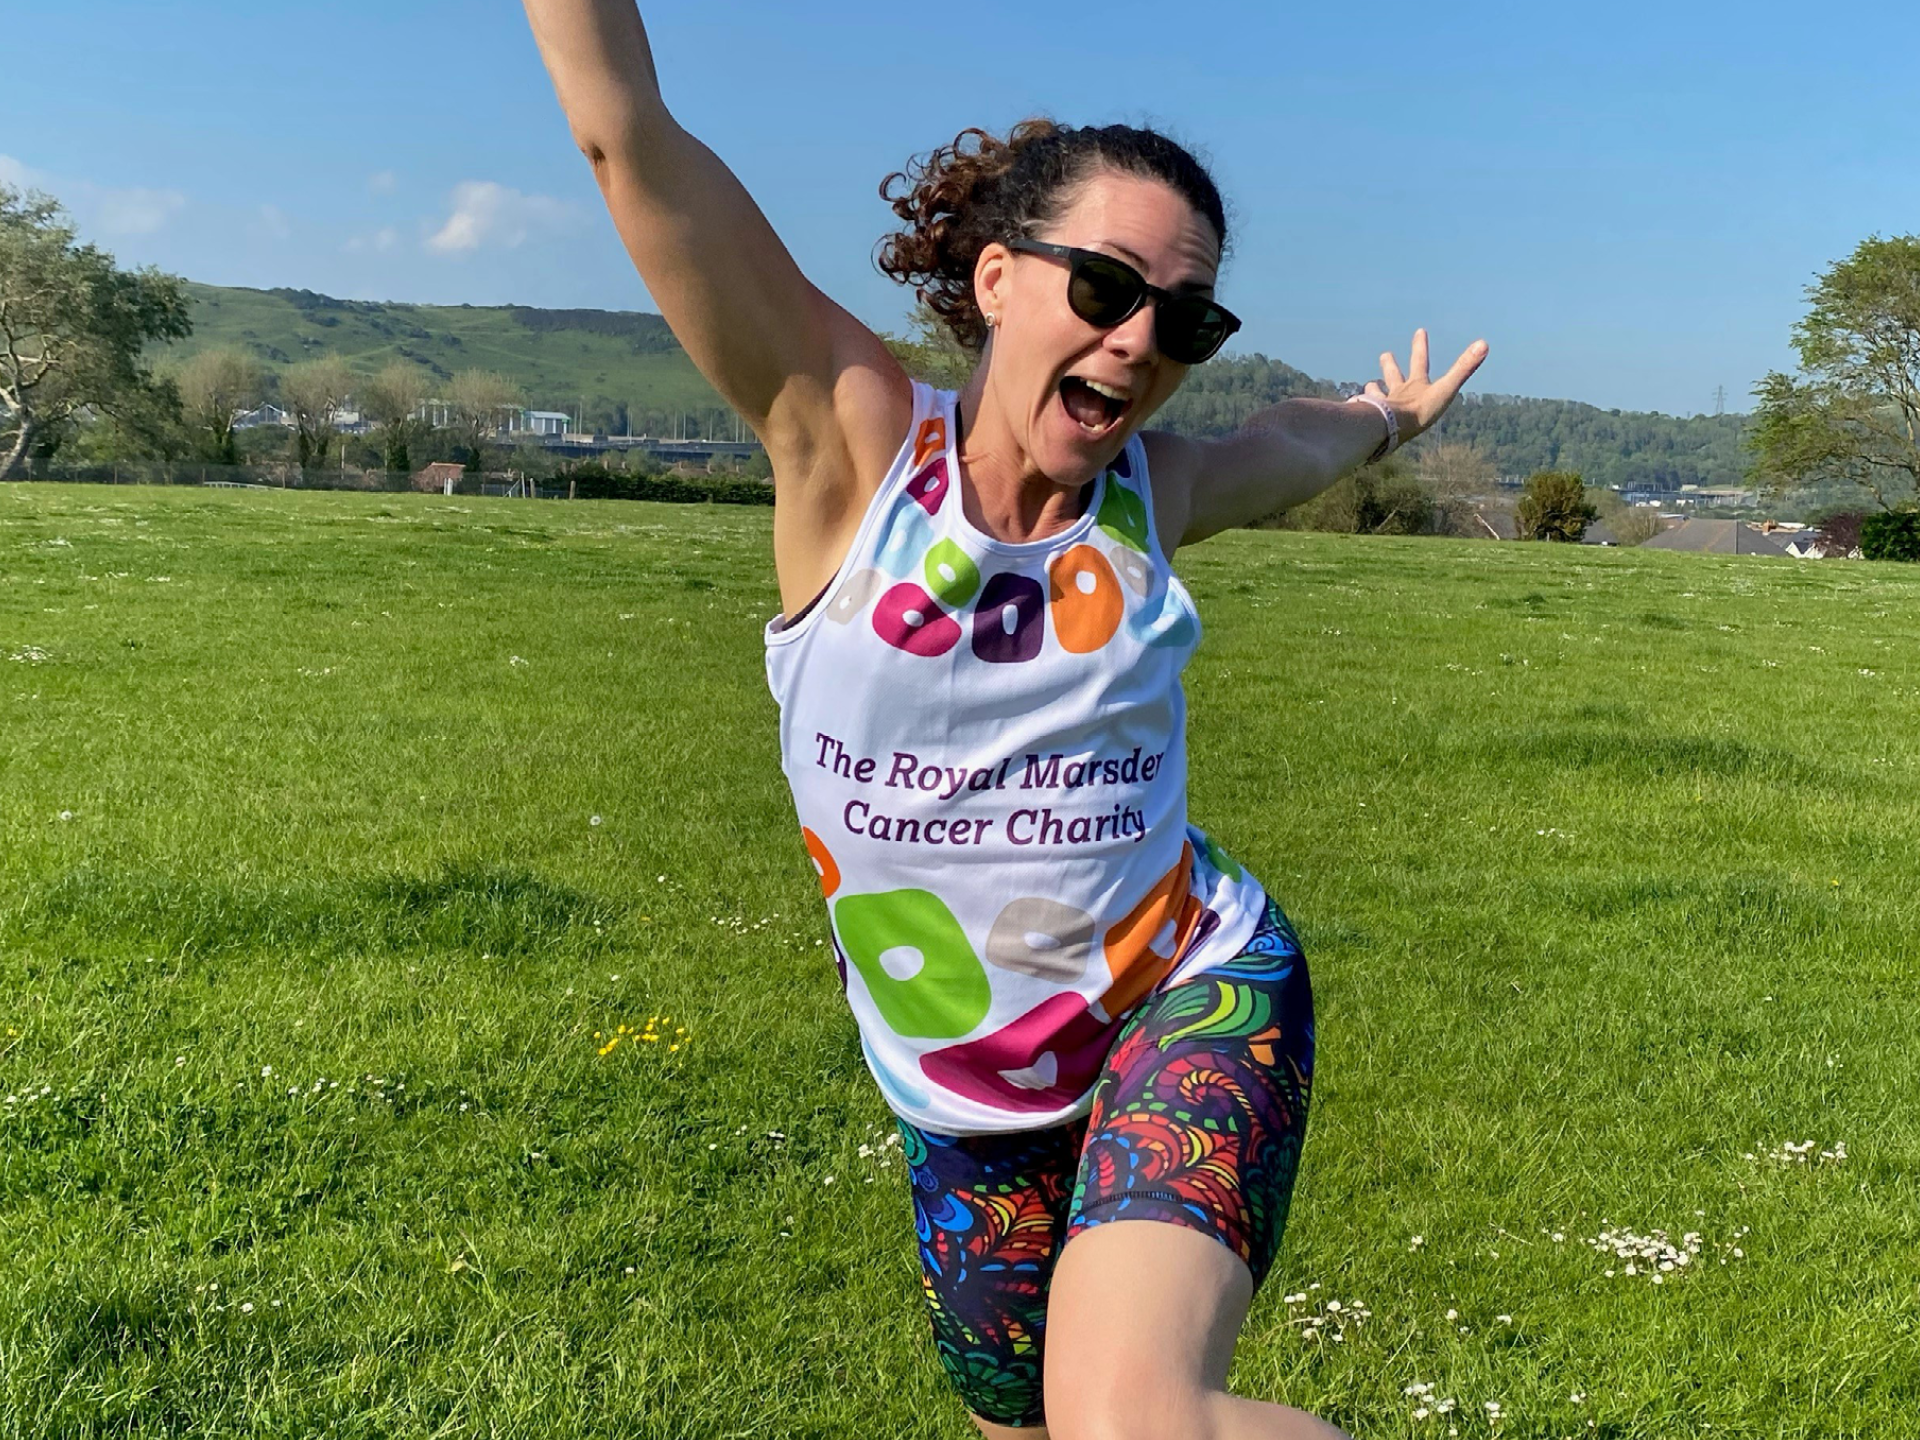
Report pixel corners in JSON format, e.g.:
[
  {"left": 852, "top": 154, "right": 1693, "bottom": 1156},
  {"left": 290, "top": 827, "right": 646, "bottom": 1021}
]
[{"left": 765, "top": 382, "right": 1265, "bottom": 1134}]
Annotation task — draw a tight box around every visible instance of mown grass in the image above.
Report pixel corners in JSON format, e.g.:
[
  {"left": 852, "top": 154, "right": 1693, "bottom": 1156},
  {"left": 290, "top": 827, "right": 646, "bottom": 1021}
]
[{"left": 2, "top": 483, "right": 1917, "bottom": 1439}]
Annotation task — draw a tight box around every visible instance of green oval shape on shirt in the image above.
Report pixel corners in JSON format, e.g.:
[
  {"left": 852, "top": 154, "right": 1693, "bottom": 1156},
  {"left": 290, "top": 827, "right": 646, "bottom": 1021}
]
[
  {"left": 1203, "top": 833, "right": 1245, "bottom": 882},
  {"left": 1096, "top": 478, "right": 1150, "bottom": 552},
  {"left": 922, "top": 539, "right": 981, "bottom": 608},
  {"left": 835, "top": 888, "right": 990, "bottom": 1039}
]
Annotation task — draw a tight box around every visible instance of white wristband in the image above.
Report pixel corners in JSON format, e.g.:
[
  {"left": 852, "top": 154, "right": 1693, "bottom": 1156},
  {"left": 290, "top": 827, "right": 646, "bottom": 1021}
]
[{"left": 1347, "top": 392, "right": 1399, "bottom": 462}]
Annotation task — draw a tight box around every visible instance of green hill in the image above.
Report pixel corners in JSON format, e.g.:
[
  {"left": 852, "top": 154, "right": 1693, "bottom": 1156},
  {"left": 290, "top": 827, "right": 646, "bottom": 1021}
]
[
  {"left": 1153, "top": 360, "right": 1751, "bottom": 491},
  {"left": 174, "top": 283, "right": 1749, "bottom": 488},
  {"left": 173, "top": 283, "right": 731, "bottom": 437}
]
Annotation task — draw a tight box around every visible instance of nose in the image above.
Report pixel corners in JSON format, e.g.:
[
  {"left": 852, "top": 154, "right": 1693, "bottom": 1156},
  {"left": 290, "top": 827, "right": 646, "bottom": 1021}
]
[{"left": 1102, "top": 298, "right": 1159, "bottom": 363}]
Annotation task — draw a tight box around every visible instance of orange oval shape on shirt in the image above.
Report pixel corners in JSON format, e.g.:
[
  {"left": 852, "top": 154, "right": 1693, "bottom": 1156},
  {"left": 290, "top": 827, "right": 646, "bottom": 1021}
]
[
  {"left": 1048, "top": 545, "right": 1124, "bottom": 654},
  {"left": 802, "top": 826, "right": 840, "bottom": 898},
  {"left": 1100, "top": 842, "right": 1201, "bottom": 1016},
  {"left": 912, "top": 417, "right": 947, "bottom": 469}
]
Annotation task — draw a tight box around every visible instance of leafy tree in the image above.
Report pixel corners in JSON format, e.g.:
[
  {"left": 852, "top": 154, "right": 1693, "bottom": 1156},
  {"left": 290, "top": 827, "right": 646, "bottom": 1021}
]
[
  {"left": 0, "top": 185, "right": 191, "bottom": 477},
  {"left": 1751, "top": 235, "right": 1920, "bottom": 512},
  {"left": 1588, "top": 486, "right": 1663, "bottom": 546},
  {"left": 1142, "top": 348, "right": 1747, "bottom": 491},
  {"left": 1814, "top": 509, "right": 1865, "bottom": 557},
  {"left": 1277, "top": 456, "right": 1434, "bottom": 536},
  {"left": 1154, "top": 352, "right": 1336, "bottom": 436},
  {"left": 446, "top": 369, "right": 522, "bottom": 473},
  {"left": 1415, "top": 440, "right": 1496, "bottom": 536},
  {"left": 883, "top": 302, "right": 975, "bottom": 391},
  {"left": 1515, "top": 470, "right": 1598, "bottom": 542},
  {"left": 1861, "top": 511, "right": 1920, "bottom": 561},
  {"left": 281, "top": 355, "right": 354, "bottom": 471},
  {"left": 174, "top": 346, "right": 262, "bottom": 464},
  {"left": 360, "top": 361, "right": 432, "bottom": 473}
]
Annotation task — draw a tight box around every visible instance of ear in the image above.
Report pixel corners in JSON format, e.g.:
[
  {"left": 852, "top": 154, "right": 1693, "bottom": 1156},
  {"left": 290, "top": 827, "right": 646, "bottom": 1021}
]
[{"left": 972, "top": 242, "right": 1014, "bottom": 327}]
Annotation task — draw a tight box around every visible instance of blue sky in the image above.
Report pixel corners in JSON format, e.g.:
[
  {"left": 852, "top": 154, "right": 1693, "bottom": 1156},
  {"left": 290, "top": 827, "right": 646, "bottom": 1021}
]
[{"left": 7, "top": 0, "right": 1918, "bottom": 415}]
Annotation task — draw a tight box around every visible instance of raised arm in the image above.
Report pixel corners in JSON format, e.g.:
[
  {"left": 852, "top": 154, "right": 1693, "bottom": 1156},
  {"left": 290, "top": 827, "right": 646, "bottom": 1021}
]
[
  {"left": 521, "top": 0, "right": 909, "bottom": 607},
  {"left": 1146, "top": 330, "right": 1489, "bottom": 547}
]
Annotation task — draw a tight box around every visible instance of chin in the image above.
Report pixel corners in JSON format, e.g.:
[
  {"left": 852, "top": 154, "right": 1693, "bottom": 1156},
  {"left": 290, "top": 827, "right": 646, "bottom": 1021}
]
[
  {"left": 1035, "top": 402, "right": 1134, "bottom": 487},
  {"left": 1033, "top": 442, "right": 1111, "bottom": 493}
]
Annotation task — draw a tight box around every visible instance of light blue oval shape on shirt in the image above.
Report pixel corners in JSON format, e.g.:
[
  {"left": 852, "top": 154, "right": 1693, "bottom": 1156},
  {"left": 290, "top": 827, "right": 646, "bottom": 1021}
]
[
  {"left": 1127, "top": 584, "right": 1199, "bottom": 650},
  {"left": 862, "top": 1031, "right": 934, "bottom": 1114},
  {"left": 877, "top": 504, "right": 937, "bottom": 578}
]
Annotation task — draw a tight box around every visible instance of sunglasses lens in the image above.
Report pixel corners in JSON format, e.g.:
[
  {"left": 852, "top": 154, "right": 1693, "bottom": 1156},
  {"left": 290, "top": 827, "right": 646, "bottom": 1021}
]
[
  {"left": 1159, "top": 299, "right": 1234, "bottom": 364},
  {"left": 1067, "top": 255, "right": 1144, "bottom": 327}
]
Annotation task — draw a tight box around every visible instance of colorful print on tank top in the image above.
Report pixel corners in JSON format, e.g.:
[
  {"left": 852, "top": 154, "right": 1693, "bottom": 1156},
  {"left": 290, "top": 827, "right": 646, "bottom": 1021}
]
[{"left": 765, "top": 382, "right": 1266, "bottom": 1135}]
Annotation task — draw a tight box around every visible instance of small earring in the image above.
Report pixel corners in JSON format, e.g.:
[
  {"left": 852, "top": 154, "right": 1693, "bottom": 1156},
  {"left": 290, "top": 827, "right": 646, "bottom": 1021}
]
[{"left": 984, "top": 311, "right": 997, "bottom": 329}]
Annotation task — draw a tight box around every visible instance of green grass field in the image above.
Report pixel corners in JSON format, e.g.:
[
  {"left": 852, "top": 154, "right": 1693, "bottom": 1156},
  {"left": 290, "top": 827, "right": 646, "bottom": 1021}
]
[{"left": 3, "top": 483, "right": 1917, "bottom": 1439}]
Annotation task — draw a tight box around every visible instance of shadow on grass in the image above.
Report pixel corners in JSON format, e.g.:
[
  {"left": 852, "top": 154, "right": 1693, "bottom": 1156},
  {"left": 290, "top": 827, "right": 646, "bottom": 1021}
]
[
  {"left": 1568, "top": 871, "right": 1843, "bottom": 948},
  {"left": 4, "top": 862, "right": 616, "bottom": 959},
  {"left": 1502, "top": 729, "right": 1831, "bottom": 788}
]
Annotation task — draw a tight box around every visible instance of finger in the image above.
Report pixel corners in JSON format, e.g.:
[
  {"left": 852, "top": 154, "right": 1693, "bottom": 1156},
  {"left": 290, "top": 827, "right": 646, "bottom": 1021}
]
[
  {"left": 1435, "top": 339, "right": 1490, "bottom": 395},
  {"left": 1419, "top": 340, "right": 1492, "bottom": 422},
  {"left": 1362, "top": 380, "right": 1387, "bottom": 398},
  {"left": 1409, "top": 328, "right": 1430, "bottom": 383},
  {"left": 1379, "top": 351, "right": 1406, "bottom": 390}
]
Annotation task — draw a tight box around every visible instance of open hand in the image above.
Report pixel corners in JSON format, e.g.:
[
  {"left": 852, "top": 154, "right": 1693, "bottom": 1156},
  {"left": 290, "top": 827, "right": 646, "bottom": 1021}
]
[{"left": 1360, "top": 330, "right": 1489, "bottom": 443}]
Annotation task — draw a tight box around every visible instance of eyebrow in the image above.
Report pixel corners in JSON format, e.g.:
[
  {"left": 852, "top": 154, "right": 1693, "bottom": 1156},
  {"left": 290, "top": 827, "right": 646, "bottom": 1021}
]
[{"left": 1097, "top": 241, "right": 1216, "bottom": 294}]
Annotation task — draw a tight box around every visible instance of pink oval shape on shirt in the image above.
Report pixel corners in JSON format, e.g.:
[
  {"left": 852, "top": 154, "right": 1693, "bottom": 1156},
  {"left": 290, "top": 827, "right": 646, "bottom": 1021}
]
[
  {"left": 874, "top": 582, "right": 960, "bottom": 656},
  {"left": 919, "top": 992, "right": 1121, "bottom": 1113},
  {"left": 905, "top": 459, "right": 950, "bottom": 515}
]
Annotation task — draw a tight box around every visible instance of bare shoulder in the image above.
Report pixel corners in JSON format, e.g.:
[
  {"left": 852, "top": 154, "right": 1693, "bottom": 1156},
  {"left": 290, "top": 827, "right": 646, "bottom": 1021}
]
[{"left": 1141, "top": 429, "right": 1204, "bottom": 554}]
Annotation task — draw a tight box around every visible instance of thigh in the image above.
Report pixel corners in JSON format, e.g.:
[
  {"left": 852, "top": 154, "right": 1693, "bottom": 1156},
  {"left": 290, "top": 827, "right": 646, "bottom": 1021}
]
[
  {"left": 897, "top": 1118, "right": 1087, "bottom": 1430},
  {"left": 1067, "top": 897, "right": 1315, "bottom": 1290}
]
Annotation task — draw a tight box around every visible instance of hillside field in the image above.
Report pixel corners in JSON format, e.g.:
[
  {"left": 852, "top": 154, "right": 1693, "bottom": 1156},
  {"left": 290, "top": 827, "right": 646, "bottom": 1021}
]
[
  {"left": 176, "top": 283, "right": 729, "bottom": 425},
  {"left": 168, "top": 284, "right": 1752, "bottom": 490},
  {"left": 2, "top": 484, "right": 1917, "bottom": 1438}
]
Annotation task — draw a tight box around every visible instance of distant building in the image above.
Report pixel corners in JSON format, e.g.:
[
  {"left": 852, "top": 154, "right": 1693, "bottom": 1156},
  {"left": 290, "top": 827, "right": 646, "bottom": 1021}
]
[
  {"left": 511, "top": 410, "right": 572, "bottom": 437},
  {"left": 1641, "top": 519, "right": 1791, "bottom": 556},
  {"left": 233, "top": 403, "right": 292, "bottom": 430},
  {"left": 412, "top": 461, "right": 466, "bottom": 495}
]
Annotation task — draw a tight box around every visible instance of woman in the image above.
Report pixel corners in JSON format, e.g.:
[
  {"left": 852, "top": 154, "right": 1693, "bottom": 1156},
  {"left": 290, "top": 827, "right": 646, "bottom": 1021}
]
[{"left": 523, "top": 6, "right": 1486, "bottom": 1435}]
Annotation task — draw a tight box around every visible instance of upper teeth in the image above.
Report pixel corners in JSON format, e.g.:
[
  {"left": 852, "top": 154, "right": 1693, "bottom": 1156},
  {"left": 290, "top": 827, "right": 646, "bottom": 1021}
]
[{"left": 1079, "top": 380, "right": 1128, "bottom": 402}]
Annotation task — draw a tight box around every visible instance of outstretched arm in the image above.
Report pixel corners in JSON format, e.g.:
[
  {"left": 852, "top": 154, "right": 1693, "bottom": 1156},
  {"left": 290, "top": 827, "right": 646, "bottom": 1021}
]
[
  {"left": 1147, "top": 330, "right": 1488, "bottom": 547},
  {"left": 521, "top": 0, "right": 908, "bottom": 606}
]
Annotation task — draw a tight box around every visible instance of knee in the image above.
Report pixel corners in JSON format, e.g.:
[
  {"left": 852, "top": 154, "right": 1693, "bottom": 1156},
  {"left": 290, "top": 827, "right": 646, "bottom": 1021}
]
[{"left": 1044, "top": 1371, "right": 1209, "bottom": 1440}]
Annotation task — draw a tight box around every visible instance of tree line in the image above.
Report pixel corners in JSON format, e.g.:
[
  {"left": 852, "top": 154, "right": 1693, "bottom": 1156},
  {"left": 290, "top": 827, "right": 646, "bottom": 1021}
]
[
  {"left": 0, "top": 186, "right": 684, "bottom": 482},
  {"left": 6, "top": 178, "right": 1918, "bottom": 549}
]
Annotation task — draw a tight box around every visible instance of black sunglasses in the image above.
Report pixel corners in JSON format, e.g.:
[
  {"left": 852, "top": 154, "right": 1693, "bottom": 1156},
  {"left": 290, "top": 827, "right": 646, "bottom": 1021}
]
[{"left": 1005, "top": 239, "right": 1241, "bottom": 365}]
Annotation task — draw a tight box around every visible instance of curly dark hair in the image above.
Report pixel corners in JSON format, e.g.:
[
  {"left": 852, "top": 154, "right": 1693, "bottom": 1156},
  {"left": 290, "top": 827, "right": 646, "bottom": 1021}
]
[{"left": 875, "top": 119, "right": 1229, "bottom": 355}]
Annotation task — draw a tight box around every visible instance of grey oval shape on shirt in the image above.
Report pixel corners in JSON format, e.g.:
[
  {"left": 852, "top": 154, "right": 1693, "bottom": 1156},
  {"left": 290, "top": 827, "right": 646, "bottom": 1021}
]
[
  {"left": 984, "top": 897, "right": 1096, "bottom": 982},
  {"left": 826, "top": 567, "right": 887, "bottom": 624}
]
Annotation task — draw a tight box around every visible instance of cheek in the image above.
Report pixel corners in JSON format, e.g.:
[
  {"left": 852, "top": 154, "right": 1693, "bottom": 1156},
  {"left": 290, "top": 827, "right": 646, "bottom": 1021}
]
[{"left": 1145, "top": 364, "right": 1190, "bottom": 415}]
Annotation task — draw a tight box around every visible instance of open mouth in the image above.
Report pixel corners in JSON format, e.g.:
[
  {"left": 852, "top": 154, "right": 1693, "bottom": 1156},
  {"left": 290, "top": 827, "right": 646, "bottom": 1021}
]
[{"left": 1059, "top": 376, "right": 1133, "bottom": 437}]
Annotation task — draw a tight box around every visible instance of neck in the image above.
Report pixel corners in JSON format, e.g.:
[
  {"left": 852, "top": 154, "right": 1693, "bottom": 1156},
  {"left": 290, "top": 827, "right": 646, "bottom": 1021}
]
[{"left": 956, "top": 363, "right": 1092, "bottom": 545}]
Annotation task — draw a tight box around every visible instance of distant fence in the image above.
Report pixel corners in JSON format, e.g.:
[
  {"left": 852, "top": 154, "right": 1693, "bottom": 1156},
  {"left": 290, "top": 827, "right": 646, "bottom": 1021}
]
[
  {"left": 8, "top": 459, "right": 772, "bottom": 505},
  {"left": 14, "top": 459, "right": 422, "bottom": 493}
]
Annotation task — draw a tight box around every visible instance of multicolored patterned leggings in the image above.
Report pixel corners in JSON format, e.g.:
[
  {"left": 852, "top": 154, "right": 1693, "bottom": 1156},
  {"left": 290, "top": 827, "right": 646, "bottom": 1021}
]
[{"left": 896, "top": 898, "right": 1314, "bottom": 1428}]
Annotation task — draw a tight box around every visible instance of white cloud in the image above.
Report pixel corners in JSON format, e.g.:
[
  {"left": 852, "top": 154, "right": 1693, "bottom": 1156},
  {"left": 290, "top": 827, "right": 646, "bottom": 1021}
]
[
  {"left": 425, "top": 180, "right": 576, "bottom": 255},
  {"left": 93, "top": 185, "right": 187, "bottom": 236},
  {"left": 344, "top": 226, "right": 400, "bottom": 255},
  {"left": 368, "top": 170, "right": 398, "bottom": 195},
  {"left": 251, "top": 204, "right": 293, "bottom": 241},
  {"left": 0, "top": 153, "right": 185, "bottom": 236}
]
